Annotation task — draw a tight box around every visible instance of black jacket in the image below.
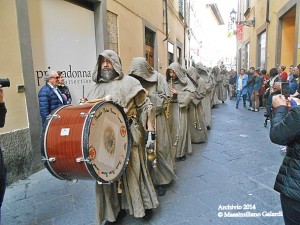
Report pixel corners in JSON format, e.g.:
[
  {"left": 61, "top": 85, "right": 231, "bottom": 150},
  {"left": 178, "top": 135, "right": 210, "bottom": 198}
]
[
  {"left": 246, "top": 73, "right": 255, "bottom": 87},
  {"left": 58, "top": 85, "right": 72, "bottom": 104},
  {"left": 0, "top": 102, "right": 7, "bottom": 176},
  {"left": 270, "top": 105, "right": 300, "bottom": 201}
]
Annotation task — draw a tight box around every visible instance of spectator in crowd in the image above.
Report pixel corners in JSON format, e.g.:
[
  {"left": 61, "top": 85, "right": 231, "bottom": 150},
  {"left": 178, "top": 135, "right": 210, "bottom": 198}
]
[
  {"left": 250, "top": 69, "right": 263, "bottom": 112},
  {"left": 278, "top": 65, "right": 288, "bottom": 82},
  {"left": 235, "top": 68, "right": 248, "bottom": 108},
  {"left": 228, "top": 70, "right": 237, "bottom": 100},
  {"left": 265, "top": 68, "right": 280, "bottom": 118},
  {"left": 288, "top": 65, "right": 294, "bottom": 82},
  {"left": 0, "top": 87, "right": 7, "bottom": 225},
  {"left": 290, "top": 66, "right": 299, "bottom": 96},
  {"left": 38, "top": 70, "right": 67, "bottom": 126},
  {"left": 57, "top": 71, "right": 72, "bottom": 104},
  {"left": 270, "top": 95, "right": 300, "bottom": 225},
  {"left": 246, "top": 67, "right": 255, "bottom": 109},
  {"left": 260, "top": 69, "right": 268, "bottom": 107}
]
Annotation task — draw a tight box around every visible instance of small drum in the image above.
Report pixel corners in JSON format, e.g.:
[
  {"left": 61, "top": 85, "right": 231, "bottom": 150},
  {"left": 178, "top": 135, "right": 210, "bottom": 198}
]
[{"left": 41, "top": 101, "right": 131, "bottom": 183}]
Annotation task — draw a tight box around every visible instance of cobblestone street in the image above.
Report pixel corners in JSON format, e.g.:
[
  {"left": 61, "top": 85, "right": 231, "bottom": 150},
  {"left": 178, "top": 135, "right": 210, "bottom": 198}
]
[{"left": 2, "top": 99, "right": 285, "bottom": 225}]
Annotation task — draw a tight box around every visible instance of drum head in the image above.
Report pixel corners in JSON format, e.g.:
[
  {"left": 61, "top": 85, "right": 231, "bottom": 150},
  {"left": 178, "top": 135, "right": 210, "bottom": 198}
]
[{"left": 84, "top": 101, "right": 131, "bottom": 183}]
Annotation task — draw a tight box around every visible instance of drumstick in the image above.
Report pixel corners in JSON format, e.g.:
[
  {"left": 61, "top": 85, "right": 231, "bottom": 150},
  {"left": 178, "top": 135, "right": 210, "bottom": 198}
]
[
  {"left": 82, "top": 85, "right": 85, "bottom": 99},
  {"left": 86, "top": 95, "right": 113, "bottom": 103}
]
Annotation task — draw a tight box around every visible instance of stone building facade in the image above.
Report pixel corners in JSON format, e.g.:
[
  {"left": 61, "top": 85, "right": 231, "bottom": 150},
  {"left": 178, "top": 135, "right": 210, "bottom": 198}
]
[
  {"left": 236, "top": 0, "right": 300, "bottom": 70},
  {"left": 0, "top": 0, "right": 189, "bottom": 184}
]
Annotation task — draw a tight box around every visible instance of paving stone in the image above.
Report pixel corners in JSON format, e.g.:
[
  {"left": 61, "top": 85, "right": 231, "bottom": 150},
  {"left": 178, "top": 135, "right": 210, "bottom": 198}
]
[{"left": 2, "top": 99, "right": 284, "bottom": 225}]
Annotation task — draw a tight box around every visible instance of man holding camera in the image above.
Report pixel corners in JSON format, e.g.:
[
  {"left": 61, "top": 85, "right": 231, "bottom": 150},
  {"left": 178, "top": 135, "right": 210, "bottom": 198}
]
[
  {"left": 38, "top": 70, "right": 67, "bottom": 126},
  {"left": 270, "top": 95, "right": 300, "bottom": 224},
  {"left": 0, "top": 86, "right": 7, "bottom": 225}
]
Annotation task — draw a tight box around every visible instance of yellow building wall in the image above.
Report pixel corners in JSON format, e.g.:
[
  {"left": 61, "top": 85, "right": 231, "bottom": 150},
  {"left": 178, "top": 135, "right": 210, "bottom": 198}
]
[
  {"left": 113, "top": 0, "right": 165, "bottom": 32},
  {"left": 157, "top": 32, "right": 168, "bottom": 74},
  {"left": 281, "top": 17, "right": 295, "bottom": 68},
  {"left": 107, "top": 0, "right": 161, "bottom": 72},
  {"left": 0, "top": 0, "right": 28, "bottom": 133},
  {"left": 266, "top": 0, "right": 291, "bottom": 68},
  {"left": 106, "top": 0, "right": 185, "bottom": 74},
  {"left": 239, "top": 0, "right": 295, "bottom": 69}
]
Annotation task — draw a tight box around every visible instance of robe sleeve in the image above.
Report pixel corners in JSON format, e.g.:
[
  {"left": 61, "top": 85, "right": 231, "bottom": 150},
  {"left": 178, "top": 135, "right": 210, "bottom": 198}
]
[
  {"left": 191, "top": 80, "right": 206, "bottom": 105},
  {"left": 148, "top": 93, "right": 166, "bottom": 115},
  {"left": 177, "top": 90, "right": 192, "bottom": 108},
  {"left": 134, "top": 90, "right": 156, "bottom": 131},
  {"left": 191, "top": 92, "right": 201, "bottom": 105}
]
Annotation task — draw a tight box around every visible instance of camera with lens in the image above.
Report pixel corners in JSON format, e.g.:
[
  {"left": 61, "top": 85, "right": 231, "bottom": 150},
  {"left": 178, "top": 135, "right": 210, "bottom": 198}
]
[{"left": 0, "top": 78, "right": 10, "bottom": 88}]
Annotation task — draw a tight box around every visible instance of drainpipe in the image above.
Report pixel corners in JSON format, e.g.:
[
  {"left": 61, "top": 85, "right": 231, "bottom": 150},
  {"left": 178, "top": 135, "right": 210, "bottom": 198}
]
[
  {"left": 163, "top": 0, "right": 169, "bottom": 41},
  {"left": 266, "top": 0, "right": 270, "bottom": 23}
]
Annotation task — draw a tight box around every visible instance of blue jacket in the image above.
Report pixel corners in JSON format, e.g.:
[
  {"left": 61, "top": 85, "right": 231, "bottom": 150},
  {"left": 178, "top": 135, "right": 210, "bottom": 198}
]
[
  {"left": 236, "top": 74, "right": 248, "bottom": 95},
  {"left": 38, "top": 83, "right": 67, "bottom": 125}
]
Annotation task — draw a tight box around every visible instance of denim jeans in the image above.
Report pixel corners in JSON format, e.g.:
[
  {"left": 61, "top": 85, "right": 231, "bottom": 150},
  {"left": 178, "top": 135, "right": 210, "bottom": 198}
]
[
  {"left": 247, "top": 86, "right": 254, "bottom": 107},
  {"left": 236, "top": 90, "right": 246, "bottom": 107},
  {"left": 281, "top": 194, "right": 300, "bottom": 225}
]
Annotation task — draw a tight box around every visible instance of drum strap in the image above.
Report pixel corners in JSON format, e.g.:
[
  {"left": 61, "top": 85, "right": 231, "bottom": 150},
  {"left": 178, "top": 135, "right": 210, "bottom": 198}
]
[
  {"left": 117, "top": 179, "right": 122, "bottom": 193},
  {"left": 126, "top": 98, "right": 139, "bottom": 124}
]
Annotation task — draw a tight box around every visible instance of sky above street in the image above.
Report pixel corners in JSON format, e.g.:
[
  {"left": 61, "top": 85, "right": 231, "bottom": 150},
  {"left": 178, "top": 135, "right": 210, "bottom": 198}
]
[{"left": 190, "top": 0, "right": 238, "bottom": 67}]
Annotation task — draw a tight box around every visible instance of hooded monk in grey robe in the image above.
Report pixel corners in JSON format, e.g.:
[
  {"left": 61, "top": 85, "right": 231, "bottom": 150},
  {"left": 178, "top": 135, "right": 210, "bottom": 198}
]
[
  {"left": 212, "top": 62, "right": 227, "bottom": 103},
  {"left": 87, "top": 50, "right": 158, "bottom": 224},
  {"left": 166, "top": 62, "right": 195, "bottom": 160},
  {"left": 207, "top": 67, "right": 219, "bottom": 107},
  {"left": 196, "top": 63, "right": 213, "bottom": 130},
  {"left": 187, "top": 66, "right": 208, "bottom": 143},
  {"left": 128, "top": 57, "right": 177, "bottom": 195}
]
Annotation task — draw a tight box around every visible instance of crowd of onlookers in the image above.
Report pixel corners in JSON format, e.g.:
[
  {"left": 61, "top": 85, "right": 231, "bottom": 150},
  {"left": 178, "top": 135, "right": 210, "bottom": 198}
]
[
  {"left": 226, "top": 64, "right": 300, "bottom": 114},
  {"left": 227, "top": 64, "right": 300, "bottom": 225}
]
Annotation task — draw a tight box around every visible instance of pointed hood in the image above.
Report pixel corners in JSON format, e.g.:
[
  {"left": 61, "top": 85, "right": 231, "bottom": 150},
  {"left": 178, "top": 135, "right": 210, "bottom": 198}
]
[
  {"left": 128, "top": 57, "right": 158, "bottom": 82},
  {"left": 166, "top": 62, "right": 188, "bottom": 84},
  {"left": 187, "top": 66, "right": 199, "bottom": 83},
  {"left": 92, "top": 50, "right": 124, "bottom": 83},
  {"left": 195, "top": 62, "right": 208, "bottom": 72}
]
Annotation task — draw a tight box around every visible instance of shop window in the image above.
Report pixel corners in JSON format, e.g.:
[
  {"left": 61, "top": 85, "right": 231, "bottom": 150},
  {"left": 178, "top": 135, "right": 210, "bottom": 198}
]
[
  {"left": 257, "top": 31, "right": 266, "bottom": 69},
  {"left": 168, "top": 42, "right": 174, "bottom": 65}
]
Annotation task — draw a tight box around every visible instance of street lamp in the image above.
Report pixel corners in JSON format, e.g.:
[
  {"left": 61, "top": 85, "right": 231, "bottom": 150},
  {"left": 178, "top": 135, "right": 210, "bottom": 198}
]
[
  {"left": 230, "top": 9, "right": 237, "bottom": 23},
  {"left": 229, "top": 8, "right": 255, "bottom": 27}
]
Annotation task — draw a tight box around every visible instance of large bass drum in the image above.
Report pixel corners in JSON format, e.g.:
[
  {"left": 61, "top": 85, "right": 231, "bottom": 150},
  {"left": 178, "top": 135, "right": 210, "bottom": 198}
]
[{"left": 41, "top": 101, "right": 131, "bottom": 183}]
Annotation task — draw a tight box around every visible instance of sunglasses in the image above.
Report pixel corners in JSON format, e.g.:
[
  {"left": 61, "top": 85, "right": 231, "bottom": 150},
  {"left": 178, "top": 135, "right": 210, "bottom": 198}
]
[{"left": 52, "top": 76, "right": 59, "bottom": 80}]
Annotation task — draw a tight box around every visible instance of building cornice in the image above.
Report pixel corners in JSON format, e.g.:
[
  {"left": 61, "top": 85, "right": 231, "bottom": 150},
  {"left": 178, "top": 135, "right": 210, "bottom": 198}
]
[{"left": 206, "top": 3, "right": 224, "bottom": 25}]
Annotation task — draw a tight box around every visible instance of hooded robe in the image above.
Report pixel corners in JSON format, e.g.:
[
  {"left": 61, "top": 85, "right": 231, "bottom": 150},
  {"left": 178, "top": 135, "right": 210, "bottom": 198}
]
[
  {"left": 87, "top": 50, "right": 158, "bottom": 224},
  {"left": 166, "top": 62, "right": 195, "bottom": 158},
  {"left": 207, "top": 67, "right": 220, "bottom": 107},
  {"left": 196, "top": 63, "right": 213, "bottom": 128},
  {"left": 128, "top": 57, "right": 177, "bottom": 185},
  {"left": 187, "top": 66, "right": 208, "bottom": 143},
  {"left": 212, "top": 65, "right": 227, "bottom": 102}
]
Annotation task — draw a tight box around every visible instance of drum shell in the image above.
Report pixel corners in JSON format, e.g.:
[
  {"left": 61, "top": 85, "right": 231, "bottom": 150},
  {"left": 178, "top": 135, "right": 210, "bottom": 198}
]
[
  {"left": 42, "top": 104, "right": 93, "bottom": 181},
  {"left": 41, "top": 102, "right": 131, "bottom": 183}
]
